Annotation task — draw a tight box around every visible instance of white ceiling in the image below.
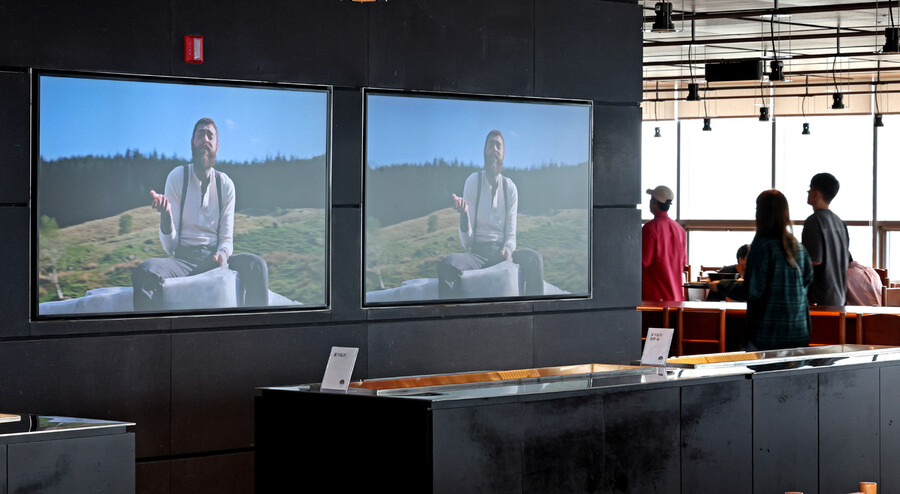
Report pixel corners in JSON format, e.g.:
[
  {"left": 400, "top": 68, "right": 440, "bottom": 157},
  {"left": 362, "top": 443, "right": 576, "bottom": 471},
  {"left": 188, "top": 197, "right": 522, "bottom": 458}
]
[{"left": 643, "top": 0, "right": 900, "bottom": 90}]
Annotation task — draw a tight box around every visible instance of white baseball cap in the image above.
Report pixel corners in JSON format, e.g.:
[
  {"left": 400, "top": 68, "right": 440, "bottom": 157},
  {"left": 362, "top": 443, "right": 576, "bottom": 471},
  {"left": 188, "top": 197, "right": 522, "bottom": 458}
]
[{"left": 646, "top": 185, "right": 674, "bottom": 203}]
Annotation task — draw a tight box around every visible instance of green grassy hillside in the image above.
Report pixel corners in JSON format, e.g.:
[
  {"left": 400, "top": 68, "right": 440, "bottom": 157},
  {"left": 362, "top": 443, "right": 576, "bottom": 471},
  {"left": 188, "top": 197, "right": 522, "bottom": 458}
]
[
  {"left": 365, "top": 208, "right": 589, "bottom": 294},
  {"left": 38, "top": 207, "right": 327, "bottom": 306}
]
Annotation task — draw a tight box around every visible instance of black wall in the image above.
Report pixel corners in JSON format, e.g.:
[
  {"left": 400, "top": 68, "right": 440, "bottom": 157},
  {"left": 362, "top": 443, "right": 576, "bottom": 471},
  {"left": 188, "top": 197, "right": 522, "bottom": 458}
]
[{"left": 0, "top": 1, "right": 642, "bottom": 492}]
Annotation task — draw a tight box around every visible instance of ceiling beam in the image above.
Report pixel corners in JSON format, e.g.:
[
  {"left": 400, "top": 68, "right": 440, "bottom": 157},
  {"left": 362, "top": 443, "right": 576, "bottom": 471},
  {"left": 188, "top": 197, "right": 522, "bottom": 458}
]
[
  {"left": 645, "top": 28, "right": 876, "bottom": 48},
  {"left": 642, "top": 1, "right": 896, "bottom": 23}
]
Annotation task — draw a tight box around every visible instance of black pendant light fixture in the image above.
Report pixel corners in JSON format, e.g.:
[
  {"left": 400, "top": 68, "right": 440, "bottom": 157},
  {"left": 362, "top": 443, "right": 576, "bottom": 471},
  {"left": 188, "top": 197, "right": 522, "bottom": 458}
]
[
  {"left": 651, "top": 1, "right": 676, "bottom": 32},
  {"left": 875, "top": 61, "right": 885, "bottom": 128},
  {"left": 801, "top": 76, "right": 810, "bottom": 135},
  {"left": 831, "top": 27, "right": 845, "bottom": 110},
  {"left": 686, "top": 82, "right": 701, "bottom": 101},
  {"left": 759, "top": 107, "right": 770, "bottom": 121},
  {"left": 654, "top": 127, "right": 662, "bottom": 137},
  {"left": 884, "top": 27, "right": 900, "bottom": 54},
  {"left": 702, "top": 118, "right": 712, "bottom": 131},
  {"left": 831, "top": 92, "right": 845, "bottom": 110}
]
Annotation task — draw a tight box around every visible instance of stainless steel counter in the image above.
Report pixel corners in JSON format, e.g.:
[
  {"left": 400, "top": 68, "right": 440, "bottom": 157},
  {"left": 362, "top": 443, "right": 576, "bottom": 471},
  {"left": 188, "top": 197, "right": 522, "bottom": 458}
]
[{"left": 666, "top": 344, "right": 900, "bottom": 372}]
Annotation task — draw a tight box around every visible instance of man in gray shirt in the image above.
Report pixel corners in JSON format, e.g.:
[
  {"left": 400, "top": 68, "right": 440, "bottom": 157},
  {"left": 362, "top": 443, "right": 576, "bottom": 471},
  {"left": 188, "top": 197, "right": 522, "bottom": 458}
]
[{"left": 802, "top": 172, "right": 850, "bottom": 306}]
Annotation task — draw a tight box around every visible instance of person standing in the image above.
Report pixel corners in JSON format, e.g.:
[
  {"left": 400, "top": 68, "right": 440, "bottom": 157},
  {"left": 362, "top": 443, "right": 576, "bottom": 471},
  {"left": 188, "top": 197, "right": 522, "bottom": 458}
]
[
  {"left": 802, "top": 172, "right": 850, "bottom": 306},
  {"left": 712, "top": 190, "right": 814, "bottom": 350},
  {"left": 642, "top": 185, "right": 686, "bottom": 302}
]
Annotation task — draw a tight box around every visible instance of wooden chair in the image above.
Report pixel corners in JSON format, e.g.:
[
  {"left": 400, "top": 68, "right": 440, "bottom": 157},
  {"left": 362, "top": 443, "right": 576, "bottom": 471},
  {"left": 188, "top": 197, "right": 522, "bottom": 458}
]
[
  {"left": 857, "top": 313, "right": 900, "bottom": 345},
  {"left": 699, "top": 265, "right": 723, "bottom": 278},
  {"left": 677, "top": 307, "right": 727, "bottom": 355},
  {"left": 882, "top": 287, "right": 900, "bottom": 307}
]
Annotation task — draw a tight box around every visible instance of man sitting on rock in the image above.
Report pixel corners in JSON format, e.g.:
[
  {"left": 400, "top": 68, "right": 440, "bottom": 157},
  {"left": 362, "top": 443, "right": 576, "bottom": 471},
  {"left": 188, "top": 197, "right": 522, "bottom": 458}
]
[
  {"left": 437, "top": 129, "right": 542, "bottom": 299},
  {"left": 131, "top": 117, "right": 268, "bottom": 311}
]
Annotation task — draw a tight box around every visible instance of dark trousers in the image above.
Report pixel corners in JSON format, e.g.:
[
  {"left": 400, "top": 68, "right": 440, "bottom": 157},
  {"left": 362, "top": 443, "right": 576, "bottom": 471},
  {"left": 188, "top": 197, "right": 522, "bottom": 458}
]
[
  {"left": 132, "top": 244, "right": 269, "bottom": 311},
  {"left": 437, "top": 244, "right": 544, "bottom": 299}
]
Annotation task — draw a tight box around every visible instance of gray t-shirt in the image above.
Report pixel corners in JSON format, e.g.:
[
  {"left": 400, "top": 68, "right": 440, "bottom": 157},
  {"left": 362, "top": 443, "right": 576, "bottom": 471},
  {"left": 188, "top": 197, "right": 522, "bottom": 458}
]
[{"left": 802, "top": 208, "right": 850, "bottom": 306}]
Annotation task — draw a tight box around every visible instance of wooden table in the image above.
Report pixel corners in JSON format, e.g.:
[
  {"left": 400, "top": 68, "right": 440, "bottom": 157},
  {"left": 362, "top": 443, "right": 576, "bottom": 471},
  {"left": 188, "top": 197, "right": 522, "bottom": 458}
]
[{"left": 638, "top": 301, "right": 900, "bottom": 355}]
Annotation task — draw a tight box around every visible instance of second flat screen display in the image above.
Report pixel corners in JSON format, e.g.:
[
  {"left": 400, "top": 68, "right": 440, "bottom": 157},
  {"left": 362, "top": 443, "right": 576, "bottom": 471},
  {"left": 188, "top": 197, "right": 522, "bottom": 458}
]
[{"left": 365, "top": 92, "right": 592, "bottom": 306}]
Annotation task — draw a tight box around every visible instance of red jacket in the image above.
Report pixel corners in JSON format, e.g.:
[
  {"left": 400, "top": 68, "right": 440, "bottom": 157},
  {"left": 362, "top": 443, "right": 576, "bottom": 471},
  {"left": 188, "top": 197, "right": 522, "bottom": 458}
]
[{"left": 642, "top": 211, "right": 686, "bottom": 302}]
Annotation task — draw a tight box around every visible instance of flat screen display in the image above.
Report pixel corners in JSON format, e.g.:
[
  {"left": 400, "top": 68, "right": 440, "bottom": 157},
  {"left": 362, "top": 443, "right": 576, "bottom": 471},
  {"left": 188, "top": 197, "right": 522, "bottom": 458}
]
[
  {"left": 35, "top": 73, "right": 329, "bottom": 318},
  {"left": 364, "top": 91, "right": 592, "bottom": 306}
]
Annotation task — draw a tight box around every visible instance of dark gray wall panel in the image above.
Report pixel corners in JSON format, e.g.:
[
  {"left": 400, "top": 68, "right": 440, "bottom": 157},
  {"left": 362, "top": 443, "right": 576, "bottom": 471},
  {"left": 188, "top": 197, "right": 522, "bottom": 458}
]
[
  {"left": 819, "top": 368, "right": 880, "bottom": 492},
  {"left": 368, "top": 315, "right": 533, "bottom": 378},
  {"left": 533, "top": 310, "right": 639, "bottom": 366},
  {"left": 7, "top": 433, "right": 134, "bottom": 494},
  {"left": 537, "top": 206, "right": 640, "bottom": 313},
  {"left": 368, "top": 0, "right": 534, "bottom": 95},
  {"left": 331, "top": 206, "right": 366, "bottom": 322},
  {"left": 332, "top": 88, "right": 363, "bottom": 207},
  {"left": 593, "top": 207, "right": 642, "bottom": 307},
  {"left": 681, "top": 379, "right": 752, "bottom": 494},
  {"left": 0, "top": 71, "right": 29, "bottom": 205},
  {"left": 171, "top": 324, "right": 366, "bottom": 454},
  {"left": 433, "top": 402, "right": 524, "bottom": 494},
  {"left": 433, "top": 395, "right": 608, "bottom": 494},
  {"left": 0, "top": 1, "right": 170, "bottom": 74},
  {"left": 602, "top": 387, "right": 680, "bottom": 493},
  {"left": 534, "top": 0, "right": 642, "bottom": 103},
  {"left": 0, "top": 336, "right": 171, "bottom": 458},
  {"left": 136, "top": 460, "right": 169, "bottom": 494},
  {"left": 882, "top": 365, "right": 900, "bottom": 493},
  {"left": 0, "top": 445, "right": 6, "bottom": 494},
  {"left": 170, "top": 0, "right": 368, "bottom": 85},
  {"left": 594, "top": 105, "right": 642, "bottom": 207},
  {"left": 753, "top": 373, "right": 818, "bottom": 494},
  {"left": 0, "top": 207, "right": 28, "bottom": 338},
  {"left": 170, "top": 452, "right": 253, "bottom": 494}
]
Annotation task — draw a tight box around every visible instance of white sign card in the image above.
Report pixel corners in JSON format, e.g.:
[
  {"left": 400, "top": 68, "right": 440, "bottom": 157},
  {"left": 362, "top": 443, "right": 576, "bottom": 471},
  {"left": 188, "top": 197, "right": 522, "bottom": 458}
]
[
  {"left": 641, "top": 327, "right": 674, "bottom": 376},
  {"left": 321, "top": 346, "right": 359, "bottom": 392}
]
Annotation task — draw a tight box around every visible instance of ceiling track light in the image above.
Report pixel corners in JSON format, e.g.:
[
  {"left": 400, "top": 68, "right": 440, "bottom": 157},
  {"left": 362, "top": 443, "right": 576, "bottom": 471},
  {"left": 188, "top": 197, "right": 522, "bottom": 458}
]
[
  {"left": 652, "top": 1, "right": 676, "bottom": 32},
  {"left": 686, "top": 82, "right": 701, "bottom": 101},
  {"left": 759, "top": 106, "right": 770, "bottom": 121},
  {"left": 702, "top": 118, "right": 712, "bottom": 131}
]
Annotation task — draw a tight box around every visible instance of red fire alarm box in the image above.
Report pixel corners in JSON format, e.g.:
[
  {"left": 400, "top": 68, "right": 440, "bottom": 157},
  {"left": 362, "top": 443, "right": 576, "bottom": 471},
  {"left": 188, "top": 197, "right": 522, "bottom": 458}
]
[{"left": 184, "top": 35, "right": 204, "bottom": 63}]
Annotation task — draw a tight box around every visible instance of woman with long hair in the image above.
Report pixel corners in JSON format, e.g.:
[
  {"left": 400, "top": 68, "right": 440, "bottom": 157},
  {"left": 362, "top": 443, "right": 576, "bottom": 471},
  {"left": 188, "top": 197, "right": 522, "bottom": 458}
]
[{"left": 711, "top": 189, "right": 814, "bottom": 350}]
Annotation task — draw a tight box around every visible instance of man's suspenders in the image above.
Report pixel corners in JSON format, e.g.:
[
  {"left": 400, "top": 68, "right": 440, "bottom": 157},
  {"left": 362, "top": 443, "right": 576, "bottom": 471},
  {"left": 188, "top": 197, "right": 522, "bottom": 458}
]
[
  {"left": 177, "top": 164, "right": 222, "bottom": 250},
  {"left": 471, "top": 170, "right": 508, "bottom": 249}
]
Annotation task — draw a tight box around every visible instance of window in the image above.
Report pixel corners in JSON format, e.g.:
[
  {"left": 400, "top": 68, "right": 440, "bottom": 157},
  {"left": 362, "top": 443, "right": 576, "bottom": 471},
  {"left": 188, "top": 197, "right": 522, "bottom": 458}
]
[{"left": 680, "top": 118, "right": 771, "bottom": 220}]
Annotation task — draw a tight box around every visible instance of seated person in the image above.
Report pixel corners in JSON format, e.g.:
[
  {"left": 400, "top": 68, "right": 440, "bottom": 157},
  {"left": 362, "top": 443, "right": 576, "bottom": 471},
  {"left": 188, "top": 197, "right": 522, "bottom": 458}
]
[
  {"left": 132, "top": 118, "right": 268, "bottom": 311},
  {"left": 707, "top": 244, "right": 749, "bottom": 302},
  {"left": 846, "top": 255, "right": 883, "bottom": 306},
  {"left": 437, "top": 130, "right": 543, "bottom": 299}
]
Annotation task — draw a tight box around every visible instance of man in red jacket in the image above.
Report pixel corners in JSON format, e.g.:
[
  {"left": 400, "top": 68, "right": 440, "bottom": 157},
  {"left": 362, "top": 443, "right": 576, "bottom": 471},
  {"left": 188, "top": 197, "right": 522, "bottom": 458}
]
[{"left": 642, "top": 185, "right": 686, "bottom": 301}]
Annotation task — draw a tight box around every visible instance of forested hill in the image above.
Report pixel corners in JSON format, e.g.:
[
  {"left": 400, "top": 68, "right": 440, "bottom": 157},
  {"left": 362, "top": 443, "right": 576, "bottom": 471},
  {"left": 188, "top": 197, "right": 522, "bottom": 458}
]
[
  {"left": 39, "top": 151, "right": 327, "bottom": 228},
  {"left": 366, "top": 160, "right": 590, "bottom": 227}
]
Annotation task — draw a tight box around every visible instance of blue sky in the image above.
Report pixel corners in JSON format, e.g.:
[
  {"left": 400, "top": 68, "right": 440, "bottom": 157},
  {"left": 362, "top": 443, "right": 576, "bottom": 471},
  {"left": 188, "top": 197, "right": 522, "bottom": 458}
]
[
  {"left": 366, "top": 94, "right": 591, "bottom": 169},
  {"left": 40, "top": 75, "right": 328, "bottom": 162}
]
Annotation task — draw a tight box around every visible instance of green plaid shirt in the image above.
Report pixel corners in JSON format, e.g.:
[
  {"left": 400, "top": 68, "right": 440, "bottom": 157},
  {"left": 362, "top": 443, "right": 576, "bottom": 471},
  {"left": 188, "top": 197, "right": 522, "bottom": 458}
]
[{"left": 717, "top": 237, "right": 814, "bottom": 350}]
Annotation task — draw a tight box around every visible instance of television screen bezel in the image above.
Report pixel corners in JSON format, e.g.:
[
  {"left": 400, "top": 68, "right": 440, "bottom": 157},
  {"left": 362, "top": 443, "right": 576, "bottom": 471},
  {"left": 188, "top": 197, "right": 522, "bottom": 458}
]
[
  {"left": 361, "top": 87, "right": 594, "bottom": 309},
  {"left": 30, "top": 69, "right": 333, "bottom": 322}
]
